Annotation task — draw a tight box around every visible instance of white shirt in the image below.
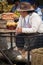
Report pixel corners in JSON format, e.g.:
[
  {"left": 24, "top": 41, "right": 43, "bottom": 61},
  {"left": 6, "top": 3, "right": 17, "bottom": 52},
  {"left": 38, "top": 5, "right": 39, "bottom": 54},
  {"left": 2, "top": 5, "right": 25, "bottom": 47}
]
[
  {"left": 38, "top": 22, "right": 43, "bottom": 33},
  {"left": 17, "top": 12, "right": 42, "bottom": 33}
]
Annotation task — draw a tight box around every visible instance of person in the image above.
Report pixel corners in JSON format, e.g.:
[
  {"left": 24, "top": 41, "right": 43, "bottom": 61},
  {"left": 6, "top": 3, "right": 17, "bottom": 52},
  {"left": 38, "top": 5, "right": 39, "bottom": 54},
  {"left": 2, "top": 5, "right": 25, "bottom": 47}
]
[
  {"left": 10, "top": 0, "right": 20, "bottom": 12},
  {"left": 32, "top": 0, "right": 42, "bottom": 19},
  {"left": 15, "top": 2, "right": 42, "bottom": 51}
]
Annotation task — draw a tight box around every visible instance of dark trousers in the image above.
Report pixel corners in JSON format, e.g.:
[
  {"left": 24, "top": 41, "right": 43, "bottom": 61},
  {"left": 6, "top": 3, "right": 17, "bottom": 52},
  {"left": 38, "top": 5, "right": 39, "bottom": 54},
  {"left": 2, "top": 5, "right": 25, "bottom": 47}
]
[
  {"left": 15, "top": 33, "right": 43, "bottom": 51},
  {"left": 15, "top": 34, "right": 25, "bottom": 49},
  {"left": 15, "top": 33, "right": 36, "bottom": 50},
  {"left": 34, "top": 35, "right": 43, "bottom": 48}
]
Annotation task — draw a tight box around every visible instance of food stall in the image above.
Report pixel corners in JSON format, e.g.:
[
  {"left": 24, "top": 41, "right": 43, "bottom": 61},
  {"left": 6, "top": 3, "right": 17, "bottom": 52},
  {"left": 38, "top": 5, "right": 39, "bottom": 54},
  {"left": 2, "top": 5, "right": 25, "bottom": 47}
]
[
  {"left": 0, "top": 11, "right": 28, "bottom": 65},
  {"left": 0, "top": 8, "right": 20, "bottom": 65}
]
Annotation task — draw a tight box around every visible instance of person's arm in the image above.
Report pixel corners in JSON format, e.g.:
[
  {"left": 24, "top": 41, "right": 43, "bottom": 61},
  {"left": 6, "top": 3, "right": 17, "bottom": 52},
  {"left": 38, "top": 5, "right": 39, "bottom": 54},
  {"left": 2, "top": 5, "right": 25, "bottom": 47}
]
[
  {"left": 15, "top": 16, "right": 22, "bottom": 34},
  {"left": 22, "top": 13, "right": 42, "bottom": 33}
]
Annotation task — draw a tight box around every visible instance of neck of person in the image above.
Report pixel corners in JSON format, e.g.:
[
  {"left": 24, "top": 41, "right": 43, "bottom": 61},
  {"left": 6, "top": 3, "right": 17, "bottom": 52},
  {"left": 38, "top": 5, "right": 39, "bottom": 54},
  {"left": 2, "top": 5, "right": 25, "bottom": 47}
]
[{"left": 23, "top": 13, "right": 28, "bottom": 18}]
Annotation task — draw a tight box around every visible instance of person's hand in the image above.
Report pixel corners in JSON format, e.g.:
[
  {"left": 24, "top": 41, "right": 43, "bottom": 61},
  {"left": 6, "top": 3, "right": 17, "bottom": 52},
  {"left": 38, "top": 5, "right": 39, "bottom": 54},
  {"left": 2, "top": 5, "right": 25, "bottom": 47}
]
[{"left": 15, "top": 27, "right": 22, "bottom": 34}]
